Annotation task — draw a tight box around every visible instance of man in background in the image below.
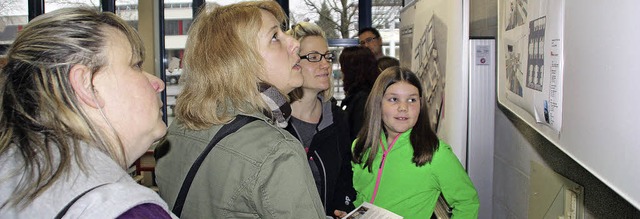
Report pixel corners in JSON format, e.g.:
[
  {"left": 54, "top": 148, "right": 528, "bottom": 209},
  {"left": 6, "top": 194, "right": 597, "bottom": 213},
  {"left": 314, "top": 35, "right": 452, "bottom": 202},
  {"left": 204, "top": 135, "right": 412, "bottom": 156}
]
[{"left": 358, "top": 27, "right": 384, "bottom": 59}]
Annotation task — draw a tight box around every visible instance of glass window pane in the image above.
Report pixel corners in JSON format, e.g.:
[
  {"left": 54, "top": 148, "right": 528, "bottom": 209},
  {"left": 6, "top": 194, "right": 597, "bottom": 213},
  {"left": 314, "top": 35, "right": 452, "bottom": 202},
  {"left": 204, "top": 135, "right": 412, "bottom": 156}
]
[
  {"left": 290, "top": 0, "right": 359, "bottom": 39},
  {"left": 205, "top": 0, "right": 254, "bottom": 7},
  {"left": 163, "top": 1, "right": 193, "bottom": 125},
  {"left": 45, "top": 0, "right": 101, "bottom": 13},
  {"left": 0, "top": 0, "right": 28, "bottom": 55},
  {"left": 116, "top": 0, "right": 139, "bottom": 30},
  {"left": 372, "top": 0, "right": 401, "bottom": 59}
]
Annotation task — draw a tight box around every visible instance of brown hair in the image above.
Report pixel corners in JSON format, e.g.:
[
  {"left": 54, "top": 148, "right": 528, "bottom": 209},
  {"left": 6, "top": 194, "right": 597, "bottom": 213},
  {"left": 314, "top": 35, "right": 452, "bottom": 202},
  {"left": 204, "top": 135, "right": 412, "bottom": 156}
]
[
  {"left": 0, "top": 56, "right": 7, "bottom": 68},
  {"left": 377, "top": 56, "right": 400, "bottom": 72},
  {"left": 352, "top": 67, "right": 439, "bottom": 172},
  {"left": 339, "top": 46, "right": 379, "bottom": 94}
]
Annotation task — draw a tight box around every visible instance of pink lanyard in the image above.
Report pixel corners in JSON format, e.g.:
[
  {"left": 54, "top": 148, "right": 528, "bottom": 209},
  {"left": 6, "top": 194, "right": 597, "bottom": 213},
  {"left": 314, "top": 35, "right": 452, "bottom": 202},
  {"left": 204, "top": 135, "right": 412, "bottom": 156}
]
[{"left": 370, "top": 134, "right": 402, "bottom": 204}]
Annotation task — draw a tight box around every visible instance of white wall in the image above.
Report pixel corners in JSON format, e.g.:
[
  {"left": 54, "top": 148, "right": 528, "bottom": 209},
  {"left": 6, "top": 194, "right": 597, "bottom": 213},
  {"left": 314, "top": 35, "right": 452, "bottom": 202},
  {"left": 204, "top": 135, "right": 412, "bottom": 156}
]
[{"left": 469, "top": 0, "right": 640, "bottom": 218}]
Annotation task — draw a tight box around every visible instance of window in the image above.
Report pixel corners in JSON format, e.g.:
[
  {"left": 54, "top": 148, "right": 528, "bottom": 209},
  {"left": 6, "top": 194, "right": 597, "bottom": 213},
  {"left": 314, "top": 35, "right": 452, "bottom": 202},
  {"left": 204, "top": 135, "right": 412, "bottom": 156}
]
[
  {"left": 290, "top": 0, "right": 359, "bottom": 39},
  {"left": 0, "top": 15, "right": 26, "bottom": 54},
  {"left": 45, "top": 0, "right": 101, "bottom": 12},
  {"left": 116, "top": 1, "right": 139, "bottom": 30}
]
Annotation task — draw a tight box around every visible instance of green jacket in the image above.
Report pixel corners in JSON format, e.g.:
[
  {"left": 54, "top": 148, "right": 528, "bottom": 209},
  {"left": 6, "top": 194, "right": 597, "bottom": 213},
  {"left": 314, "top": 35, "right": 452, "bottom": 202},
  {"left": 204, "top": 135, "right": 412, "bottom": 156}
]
[
  {"left": 352, "top": 131, "right": 479, "bottom": 219},
  {"left": 155, "top": 111, "right": 325, "bottom": 218}
]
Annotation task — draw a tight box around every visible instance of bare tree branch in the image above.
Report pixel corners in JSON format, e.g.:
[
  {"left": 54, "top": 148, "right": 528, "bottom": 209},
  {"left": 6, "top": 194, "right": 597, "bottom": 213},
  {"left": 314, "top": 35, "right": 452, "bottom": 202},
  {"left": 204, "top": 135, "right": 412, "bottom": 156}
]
[
  {"left": 292, "top": 0, "right": 400, "bottom": 39},
  {"left": 45, "top": 0, "right": 101, "bottom": 7},
  {"left": 0, "top": 0, "right": 23, "bottom": 16}
]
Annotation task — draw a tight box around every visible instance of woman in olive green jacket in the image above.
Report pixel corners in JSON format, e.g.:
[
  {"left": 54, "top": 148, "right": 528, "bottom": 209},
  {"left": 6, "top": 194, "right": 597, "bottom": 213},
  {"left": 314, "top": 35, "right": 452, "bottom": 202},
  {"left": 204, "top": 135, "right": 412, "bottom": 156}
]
[{"left": 154, "top": 1, "right": 325, "bottom": 218}]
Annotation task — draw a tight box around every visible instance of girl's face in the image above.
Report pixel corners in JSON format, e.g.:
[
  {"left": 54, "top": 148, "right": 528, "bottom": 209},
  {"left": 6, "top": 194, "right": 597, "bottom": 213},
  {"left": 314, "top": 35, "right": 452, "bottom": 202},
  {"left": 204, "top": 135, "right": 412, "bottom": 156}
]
[
  {"left": 381, "top": 82, "right": 421, "bottom": 139},
  {"left": 258, "top": 10, "right": 303, "bottom": 93},
  {"left": 298, "top": 36, "right": 332, "bottom": 94},
  {"left": 92, "top": 28, "right": 166, "bottom": 166}
]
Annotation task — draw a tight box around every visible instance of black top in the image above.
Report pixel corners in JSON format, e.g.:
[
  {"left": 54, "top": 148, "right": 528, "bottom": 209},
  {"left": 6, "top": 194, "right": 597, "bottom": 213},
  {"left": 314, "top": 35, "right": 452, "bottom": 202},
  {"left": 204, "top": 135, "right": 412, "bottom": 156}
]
[
  {"left": 286, "top": 99, "right": 357, "bottom": 216},
  {"left": 341, "top": 88, "right": 371, "bottom": 140}
]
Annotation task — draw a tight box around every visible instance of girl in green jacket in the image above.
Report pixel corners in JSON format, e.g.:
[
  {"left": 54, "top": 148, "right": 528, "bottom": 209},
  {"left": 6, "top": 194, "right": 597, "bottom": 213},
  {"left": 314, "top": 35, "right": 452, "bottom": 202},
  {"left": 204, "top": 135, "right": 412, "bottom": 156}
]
[{"left": 351, "top": 67, "right": 480, "bottom": 218}]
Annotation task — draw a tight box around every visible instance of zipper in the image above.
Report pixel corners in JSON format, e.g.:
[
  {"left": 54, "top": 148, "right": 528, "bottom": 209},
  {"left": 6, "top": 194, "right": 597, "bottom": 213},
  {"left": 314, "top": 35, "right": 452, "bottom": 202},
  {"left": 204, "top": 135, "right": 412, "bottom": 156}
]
[
  {"left": 369, "top": 133, "right": 402, "bottom": 204},
  {"left": 314, "top": 150, "right": 327, "bottom": 214}
]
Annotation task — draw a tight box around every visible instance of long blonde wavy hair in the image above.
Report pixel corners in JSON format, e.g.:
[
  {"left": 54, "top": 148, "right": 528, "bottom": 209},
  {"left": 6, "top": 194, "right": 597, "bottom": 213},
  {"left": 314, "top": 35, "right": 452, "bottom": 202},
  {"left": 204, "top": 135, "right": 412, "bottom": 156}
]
[{"left": 176, "top": 1, "right": 288, "bottom": 130}]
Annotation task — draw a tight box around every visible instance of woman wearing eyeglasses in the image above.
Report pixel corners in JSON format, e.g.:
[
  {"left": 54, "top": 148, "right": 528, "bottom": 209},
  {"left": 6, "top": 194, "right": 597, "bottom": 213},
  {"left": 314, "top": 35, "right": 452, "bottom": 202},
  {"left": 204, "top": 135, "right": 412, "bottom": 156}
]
[{"left": 286, "top": 22, "right": 357, "bottom": 218}]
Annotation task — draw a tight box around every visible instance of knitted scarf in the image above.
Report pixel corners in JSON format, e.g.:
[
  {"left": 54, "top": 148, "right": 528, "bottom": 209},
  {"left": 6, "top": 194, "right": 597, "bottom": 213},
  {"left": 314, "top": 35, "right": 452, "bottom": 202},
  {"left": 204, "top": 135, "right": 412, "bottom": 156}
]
[{"left": 259, "top": 83, "right": 291, "bottom": 128}]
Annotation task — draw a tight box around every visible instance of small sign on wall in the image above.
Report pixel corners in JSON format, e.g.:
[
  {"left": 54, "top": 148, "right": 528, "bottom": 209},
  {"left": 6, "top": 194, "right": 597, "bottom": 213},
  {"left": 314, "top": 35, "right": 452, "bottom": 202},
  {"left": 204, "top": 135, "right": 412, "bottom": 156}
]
[{"left": 475, "top": 45, "right": 491, "bottom": 65}]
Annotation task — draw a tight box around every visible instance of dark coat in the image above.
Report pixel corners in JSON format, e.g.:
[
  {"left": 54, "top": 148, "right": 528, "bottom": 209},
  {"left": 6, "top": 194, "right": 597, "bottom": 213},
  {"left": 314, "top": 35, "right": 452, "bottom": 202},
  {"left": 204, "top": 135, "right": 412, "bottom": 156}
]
[
  {"left": 287, "top": 100, "right": 357, "bottom": 216},
  {"left": 341, "top": 88, "right": 371, "bottom": 140}
]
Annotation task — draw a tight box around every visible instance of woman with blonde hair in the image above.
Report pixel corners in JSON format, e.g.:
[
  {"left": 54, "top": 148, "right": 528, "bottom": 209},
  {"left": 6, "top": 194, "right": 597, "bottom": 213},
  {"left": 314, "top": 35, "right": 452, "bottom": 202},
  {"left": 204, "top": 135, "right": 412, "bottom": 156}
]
[
  {"left": 285, "top": 22, "right": 356, "bottom": 218},
  {"left": 154, "top": 1, "right": 325, "bottom": 218},
  {"left": 0, "top": 8, "right": 174, "bottom": 218}
]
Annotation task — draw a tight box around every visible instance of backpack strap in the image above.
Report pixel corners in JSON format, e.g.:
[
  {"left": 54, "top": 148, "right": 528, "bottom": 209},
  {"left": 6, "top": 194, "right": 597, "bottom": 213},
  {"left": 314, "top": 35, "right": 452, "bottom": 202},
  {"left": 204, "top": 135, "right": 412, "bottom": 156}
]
[
  {"left": 54, "top": 183, "right": 108, "bottom": 219},
  {"left": 172, "top": 115, "right": 257, "bottom": 217}
]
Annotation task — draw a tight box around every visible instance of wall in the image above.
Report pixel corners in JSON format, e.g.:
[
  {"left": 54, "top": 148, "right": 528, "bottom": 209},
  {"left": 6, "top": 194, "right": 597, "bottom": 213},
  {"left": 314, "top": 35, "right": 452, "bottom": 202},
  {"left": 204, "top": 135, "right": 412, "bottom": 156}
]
[
  {"left": 494, "top": 107, "right": 640, "bottom": 218},
  {"left": 469, "top": 0, "right": 640, "bottom": 218}
]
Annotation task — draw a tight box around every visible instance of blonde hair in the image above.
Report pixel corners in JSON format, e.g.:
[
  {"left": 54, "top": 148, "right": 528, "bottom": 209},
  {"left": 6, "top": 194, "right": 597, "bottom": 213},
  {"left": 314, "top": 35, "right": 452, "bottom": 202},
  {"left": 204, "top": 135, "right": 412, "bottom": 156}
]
[
  {"left": 177, "top": 1, "right": 288, "bottom": 130},
  {"left": 286, "top": 22, "right": 333, "bottom": 102},
  {"left": 0, "top": 7, "right": 144, "bottom": 208}
]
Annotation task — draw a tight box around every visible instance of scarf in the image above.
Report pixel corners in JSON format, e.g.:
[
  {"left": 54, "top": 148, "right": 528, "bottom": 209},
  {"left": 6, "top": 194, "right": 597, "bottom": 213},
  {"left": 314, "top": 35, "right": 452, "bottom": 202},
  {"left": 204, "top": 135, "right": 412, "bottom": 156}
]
[{"left": 259, "top": 83, "right": 291, "bottom": 128}]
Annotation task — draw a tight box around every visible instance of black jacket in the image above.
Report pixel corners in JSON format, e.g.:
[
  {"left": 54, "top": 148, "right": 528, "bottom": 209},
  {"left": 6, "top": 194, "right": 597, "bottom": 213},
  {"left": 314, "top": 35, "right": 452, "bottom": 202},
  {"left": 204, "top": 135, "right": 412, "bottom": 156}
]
[
  {"left": 286, "top": 99, "right": 357, "bottom": 216},
  {"left": 341, "top": 88, "right": 371, "bottom": 140}
]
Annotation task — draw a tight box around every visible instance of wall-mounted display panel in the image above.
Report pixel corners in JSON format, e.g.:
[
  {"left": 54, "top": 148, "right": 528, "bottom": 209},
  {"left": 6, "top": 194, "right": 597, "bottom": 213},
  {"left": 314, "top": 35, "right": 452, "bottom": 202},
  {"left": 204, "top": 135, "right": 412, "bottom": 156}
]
[{"left": 497, "top": 0, "right": 640, "bottom": 209}]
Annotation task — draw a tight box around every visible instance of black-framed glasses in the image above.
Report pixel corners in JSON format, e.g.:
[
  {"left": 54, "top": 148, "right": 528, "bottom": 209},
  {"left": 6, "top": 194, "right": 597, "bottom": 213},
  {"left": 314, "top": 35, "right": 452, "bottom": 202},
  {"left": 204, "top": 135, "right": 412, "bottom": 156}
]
[
  {"left": 359, "top": 37, "right": 378, "bottom": 45},
  {"left": 300, "top": 52, "right": 335, "bottom": 63}
]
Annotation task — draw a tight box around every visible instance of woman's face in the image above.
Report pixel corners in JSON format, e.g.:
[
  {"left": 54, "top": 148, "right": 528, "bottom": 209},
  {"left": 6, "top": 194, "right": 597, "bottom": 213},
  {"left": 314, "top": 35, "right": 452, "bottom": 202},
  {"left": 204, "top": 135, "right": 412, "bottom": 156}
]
[
  {"left": 298, "top": 36, "right": 332, "bottom": 94},
  {"left": 381, "top": 82, "right": 421, "bottom": 140},
  {"left": 257, "top": 10, "right": 302, "bottom": 93},
  {"left": 92, "top": 28, "right": 166, "bottom": 165}
]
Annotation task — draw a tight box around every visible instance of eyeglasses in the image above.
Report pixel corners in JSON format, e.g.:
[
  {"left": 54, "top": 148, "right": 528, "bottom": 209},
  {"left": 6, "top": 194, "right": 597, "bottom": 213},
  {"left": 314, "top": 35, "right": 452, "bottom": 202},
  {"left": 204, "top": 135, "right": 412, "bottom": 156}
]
[
  {"left": 300, "top": 52, "right": 335, "bottom": 63},
  {"left": 359, "top": 37, "right": 378, "bottom": 45}
]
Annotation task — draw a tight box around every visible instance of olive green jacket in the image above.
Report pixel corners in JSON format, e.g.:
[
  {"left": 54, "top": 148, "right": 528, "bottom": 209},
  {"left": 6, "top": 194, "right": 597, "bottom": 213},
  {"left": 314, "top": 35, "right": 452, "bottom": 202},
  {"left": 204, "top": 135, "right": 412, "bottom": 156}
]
[{"left": 155, "top": 111, "right": 325, "bottom": 218}]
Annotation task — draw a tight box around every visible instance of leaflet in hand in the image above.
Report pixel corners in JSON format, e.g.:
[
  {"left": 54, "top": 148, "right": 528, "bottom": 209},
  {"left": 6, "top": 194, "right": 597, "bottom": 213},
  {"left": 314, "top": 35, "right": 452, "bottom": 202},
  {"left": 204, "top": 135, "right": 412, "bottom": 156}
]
[{"left": 341, "top": 202, "right": 403, "bottom": 219}]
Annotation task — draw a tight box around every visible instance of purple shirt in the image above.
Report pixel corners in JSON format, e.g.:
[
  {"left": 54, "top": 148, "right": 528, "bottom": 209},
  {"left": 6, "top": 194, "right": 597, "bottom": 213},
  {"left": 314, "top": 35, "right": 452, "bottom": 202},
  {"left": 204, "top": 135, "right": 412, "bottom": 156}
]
[{"left": 117, "top": 203, "right": 172, "bottom": 219}]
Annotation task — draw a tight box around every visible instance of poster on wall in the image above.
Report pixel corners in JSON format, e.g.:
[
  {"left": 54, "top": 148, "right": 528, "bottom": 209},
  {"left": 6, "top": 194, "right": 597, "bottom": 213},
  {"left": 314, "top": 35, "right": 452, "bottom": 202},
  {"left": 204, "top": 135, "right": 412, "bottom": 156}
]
[
  {"left": 400, "top": 0, "right": 466, "bottom": 161},
  {"left": 399, "top": 1, "right": 415, "bottom": 70},
  {"left": 408, "top": 0, "right": 450, "bottom": 133},
  {"left": 399, "top": 26, "right": 414, "bottom": 69},
  {"left": 499, "top": 0, "right": 565, "bottom": 133}
]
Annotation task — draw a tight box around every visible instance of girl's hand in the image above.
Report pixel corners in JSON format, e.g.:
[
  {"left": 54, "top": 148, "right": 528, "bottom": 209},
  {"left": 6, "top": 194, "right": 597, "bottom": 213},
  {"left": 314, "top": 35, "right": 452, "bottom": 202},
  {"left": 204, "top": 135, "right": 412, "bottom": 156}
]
[{"left": 334, "top": 210, "right": 348, "bottom": 218}]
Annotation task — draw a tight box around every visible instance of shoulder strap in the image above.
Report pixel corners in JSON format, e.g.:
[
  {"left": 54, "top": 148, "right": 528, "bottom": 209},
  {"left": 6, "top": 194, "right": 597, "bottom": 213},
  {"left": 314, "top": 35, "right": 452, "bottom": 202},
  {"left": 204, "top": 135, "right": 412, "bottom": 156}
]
[
  {"left": 55, "top": 183, "right": 108, "bottom": 219},
  {"left": 172, "top": 115, "right": 257, "bottom": 217}
]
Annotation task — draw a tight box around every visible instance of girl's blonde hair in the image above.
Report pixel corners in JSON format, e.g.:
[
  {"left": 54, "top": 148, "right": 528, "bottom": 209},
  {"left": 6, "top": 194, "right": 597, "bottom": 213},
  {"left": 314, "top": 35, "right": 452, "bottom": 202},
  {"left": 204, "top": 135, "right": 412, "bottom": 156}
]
[
  {"left": 0, "top": 7, "right": 144, "bottom": 208},
  {"left": 177, "top": 1, "right": 288, "bottom": 130},
  {"left": 286, "top": 22, "right": 334, "bottom": 102}
]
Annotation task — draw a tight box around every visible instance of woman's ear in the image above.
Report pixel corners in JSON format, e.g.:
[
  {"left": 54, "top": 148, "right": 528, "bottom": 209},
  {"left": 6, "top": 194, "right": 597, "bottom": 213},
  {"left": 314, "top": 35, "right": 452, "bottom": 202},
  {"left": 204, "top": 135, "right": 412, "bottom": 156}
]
[{"left": 69, "top": 64, "right": 104, "bottom": 108}]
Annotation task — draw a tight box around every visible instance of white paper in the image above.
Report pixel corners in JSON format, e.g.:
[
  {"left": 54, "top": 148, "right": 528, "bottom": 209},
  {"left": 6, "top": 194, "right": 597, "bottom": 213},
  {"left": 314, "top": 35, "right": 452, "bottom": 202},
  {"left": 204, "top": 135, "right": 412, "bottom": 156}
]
[
  {"left": 341, "top": 202, "right": 403, "bottom": 219},
  {"left": 501, "top": 0, "right": 565, "bottom": 133}
]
